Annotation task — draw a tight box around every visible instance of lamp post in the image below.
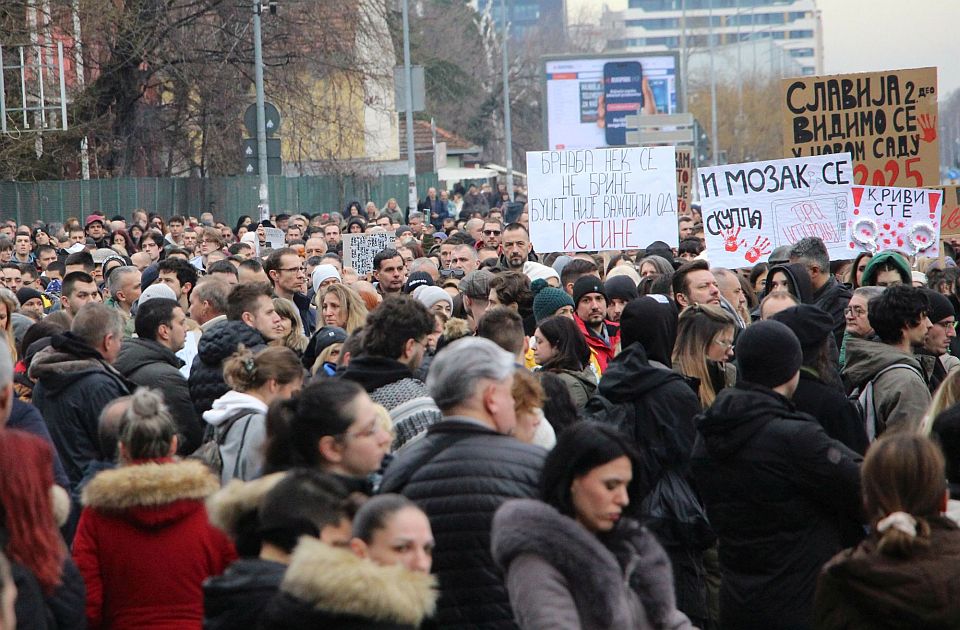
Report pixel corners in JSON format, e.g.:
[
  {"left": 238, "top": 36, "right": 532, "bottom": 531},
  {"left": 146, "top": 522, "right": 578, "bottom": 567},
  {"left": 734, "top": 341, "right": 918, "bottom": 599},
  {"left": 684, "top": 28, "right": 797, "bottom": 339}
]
[
  {"left": 401, "top": 0, "right": 418, "bottom": 217},
  {"left": 253, "top": 0, "right": 270, "bottom": 221},
  {"left": 501, "top": 0, "right": 514, "bottom": 201}
]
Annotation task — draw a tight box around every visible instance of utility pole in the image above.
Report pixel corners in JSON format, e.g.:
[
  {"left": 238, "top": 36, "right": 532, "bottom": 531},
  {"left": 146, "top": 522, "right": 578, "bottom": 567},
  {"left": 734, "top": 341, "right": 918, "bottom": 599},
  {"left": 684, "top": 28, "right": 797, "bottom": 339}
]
[
  {"left": 253, "top": 0, "right": 270, "bottom": 221},
  {"left": 70, "top": 0, "right": 89, "bottom": 178},
  {"left": 501, "top": 0, "right": 513, "bottom": 201},
  {"left": 679, "top": 0, "right": 687, "bottom": 112},
  {"left": 708, "top": 0, "right": 719, "bottom": 165},
  {"left": 401, "top": 0, "right": 418, "bottom": 217}
]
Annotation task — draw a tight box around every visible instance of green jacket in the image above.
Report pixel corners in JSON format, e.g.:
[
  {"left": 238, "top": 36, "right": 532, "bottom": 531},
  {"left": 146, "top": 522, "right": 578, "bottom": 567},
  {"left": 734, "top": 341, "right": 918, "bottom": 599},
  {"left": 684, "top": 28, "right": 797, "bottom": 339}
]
[{"left": 859, "top": 251, "right": 911, "bottom": 287}]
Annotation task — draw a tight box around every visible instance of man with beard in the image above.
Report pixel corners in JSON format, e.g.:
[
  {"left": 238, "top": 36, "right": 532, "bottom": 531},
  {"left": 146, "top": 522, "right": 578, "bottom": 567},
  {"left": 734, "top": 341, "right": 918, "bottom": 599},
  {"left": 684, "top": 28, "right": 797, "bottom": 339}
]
[
  {"left": 572, "top": 276, "right": 620, "bottom": 372},
  {"left": 499, "top": 223, "right": 534, "bottom": 271}
]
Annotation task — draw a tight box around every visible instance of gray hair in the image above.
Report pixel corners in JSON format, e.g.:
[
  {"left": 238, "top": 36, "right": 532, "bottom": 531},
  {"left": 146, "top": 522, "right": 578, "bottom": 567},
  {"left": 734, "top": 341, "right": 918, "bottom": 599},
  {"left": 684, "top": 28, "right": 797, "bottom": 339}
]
[
  {"left": 853, "top": 286, "right": 885, "bottom": 302},
  {"left": 107, "top": 266, "right": 140, "bottom": 298},
  {"left": 71, "top": 303, "right": 125, "bottom": 348},
  {"left": 637, "top": 255, "right": 674, "bottom": 276},
  {"left": 0, "top": 331, "right": 13, "bottom": 385},
  {"left": 788, "top": 237, "right": 829, "bottom": 271},
  {"left": 191, "top": 277, "right": 230, "bottom": 315},
  {"left": 409, "top": 258, "right": 438, "bottom": 276},
  {"left": 427, "top": 337, "right": 516, "bottom": 412}
]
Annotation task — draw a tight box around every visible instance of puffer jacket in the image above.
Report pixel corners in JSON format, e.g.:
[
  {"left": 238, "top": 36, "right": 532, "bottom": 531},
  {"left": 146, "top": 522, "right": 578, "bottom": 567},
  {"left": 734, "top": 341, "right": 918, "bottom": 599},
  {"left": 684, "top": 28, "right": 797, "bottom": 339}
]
[
  {"left": 691, "top": 382, "right": 863, "bottom": 630},
  {"left": 815, "top": 516, "right": 960, "bottom": 629},
  {"left": 29, "top": 333, "right": 132, "bottom": 490},
  {"left": 259, "top": 537, "right": 437, "bottom": 630},
  {"left": 203, "top": 558, "right": 286, "bottom": 630},
  {"left": 71, "top": 459, "right": 236, "bottom": 630},
  {"left": 115, "top": 337, "right": 201, "bottom": 453},
  {"left": 492, "top": 499, "right": 693, "bottom": 630},
  {"left": 188, "top": 320, "right": 267, "bottom": 417},
  {"left": 379, "top": 418, "right": 545, "bottom": 629},
  {"left": 842, "top": 336, "right": 931, "bottom": 435},
  {"left": 202, "top": 391, "right": 269, "bottom": 485}
]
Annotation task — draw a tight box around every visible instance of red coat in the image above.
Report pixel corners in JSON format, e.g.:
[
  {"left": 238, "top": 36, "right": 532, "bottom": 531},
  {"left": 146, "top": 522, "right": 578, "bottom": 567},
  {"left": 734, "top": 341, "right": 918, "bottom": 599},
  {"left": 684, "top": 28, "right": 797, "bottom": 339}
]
[
  {"left": 574, "top": 315, "right": 620, "bottom": 373},
  {"left": 72, "top": 459, "right": 236, "bottom": 630}
]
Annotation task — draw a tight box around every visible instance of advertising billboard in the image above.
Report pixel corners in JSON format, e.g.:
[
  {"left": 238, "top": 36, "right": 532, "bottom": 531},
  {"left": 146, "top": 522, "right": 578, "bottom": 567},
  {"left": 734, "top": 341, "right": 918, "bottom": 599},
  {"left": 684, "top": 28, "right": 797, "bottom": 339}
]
[{"left": 543, "top": 52, "right": 681, "bottom": 150}]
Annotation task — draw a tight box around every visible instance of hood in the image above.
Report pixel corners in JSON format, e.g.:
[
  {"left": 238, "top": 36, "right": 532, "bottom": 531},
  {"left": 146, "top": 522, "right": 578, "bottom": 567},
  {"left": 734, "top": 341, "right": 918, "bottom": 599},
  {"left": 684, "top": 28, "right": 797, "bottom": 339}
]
[
  {"left": 765, "top": 262, "right": 814, "bottom": 303},
  {"left": 81, "top": 459, "right": 219, "bottom": 528},
  {"left": 696, "top": 382, "right": 804, "bottom": 460},
  {"left": 340, "top": 355, "right": 415, "bottom": 392},
  {"left": 860, "top": 251, "right": 911, "bottom": 287},
  {"left": 204, "top": 557, "right": 286, "bottom": 596},
  {"left": 599, "top": 343, "right": 686, "bottom": 402},
  {"left": 559, "top": 367, "right": 598, "bottom": 390},
  {"left": 491, "top": 499, "right": 624, "bottom": 628},
  {"left": 114, "top": 337, "right": 183, "bottom": 374},
  {"left": 841, "top": 336, "right": 922, "bottom": 389},
  {"left": 197, "top": 320, "right": 267, "bottom": 365},
  {"left": 206, "top": 473, "right": 286, "bottom": 539},
  {"left": 28, "top": 333, "right": 111, "bottom": 393},
  {"left": 203, "top": 390, "right": 269, "bottom": 426},
  {"left": 281, "top": 536, "right": 436, "bottom": 626},
  {"left": 619, "top": 295, "right": 678, "bottom": 367}
]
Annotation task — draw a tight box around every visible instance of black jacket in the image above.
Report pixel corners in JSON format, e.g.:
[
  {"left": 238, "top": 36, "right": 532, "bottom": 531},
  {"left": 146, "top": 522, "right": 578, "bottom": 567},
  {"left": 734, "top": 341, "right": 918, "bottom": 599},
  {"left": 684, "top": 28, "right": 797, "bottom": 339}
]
[
  {"left": 188, "top": 320, "right": 267, "bottom": 417},
  {"left": 793, "top": 369, "right": 868, "bottom": 455},
  {"left": 8, "top": 399, "right": 70, "bottom": 489},
  {"left": 691, "top": 383, "right": 863, "bottom": 630},
  {"left": 290, "top": 292, "right": 316, "bottom": 336},
  {"left": 10, "top": 552, "right": 86, "bottom": 630},
  {"left": 933, "top": 403, "right": 960, "bottom": 499},
  {"left": 29, "top": 333, "right": 132, "bottom": 490},
  {"left": 203, "top": 558, "right": 285, "bottom": 630},
  {"left": 811, "top": 277, "right": 852, "bottom": 349},
  {"left": 379, "top": 418, "right": 545, "bottom": 629},
  {"left": 115, "top": 337, "right": 202, "bottom": 453}
]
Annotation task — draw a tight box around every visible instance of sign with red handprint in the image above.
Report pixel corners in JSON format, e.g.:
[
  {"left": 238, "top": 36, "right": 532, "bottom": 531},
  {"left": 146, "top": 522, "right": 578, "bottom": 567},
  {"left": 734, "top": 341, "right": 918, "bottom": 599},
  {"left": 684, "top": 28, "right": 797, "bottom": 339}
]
[
  {"left": 847, "top": 185, "right": 942, "bottom": 257},
  {"left": 698, "top": 154, "right": 857, "bottom": 268},
  {"left": 781, "top": 67, "right": 939, "bottom": 188}
]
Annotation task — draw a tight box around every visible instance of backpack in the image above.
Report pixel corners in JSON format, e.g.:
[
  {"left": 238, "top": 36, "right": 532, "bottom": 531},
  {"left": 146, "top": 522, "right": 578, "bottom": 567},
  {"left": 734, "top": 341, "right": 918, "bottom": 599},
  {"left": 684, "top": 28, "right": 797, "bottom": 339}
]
[
  {"left": 849, "top": 363, "right": 924, "bottom": 442},
  {"left": 189, "top": 408, "right": 259, "bottom": 477}
]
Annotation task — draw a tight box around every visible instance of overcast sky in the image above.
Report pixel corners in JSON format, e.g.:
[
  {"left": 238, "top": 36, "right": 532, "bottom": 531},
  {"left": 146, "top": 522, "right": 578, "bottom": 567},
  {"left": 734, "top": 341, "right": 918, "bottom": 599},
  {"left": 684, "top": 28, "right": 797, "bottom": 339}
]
[{"left": 573, "top": 0, "right": 960, "bottom": 98}]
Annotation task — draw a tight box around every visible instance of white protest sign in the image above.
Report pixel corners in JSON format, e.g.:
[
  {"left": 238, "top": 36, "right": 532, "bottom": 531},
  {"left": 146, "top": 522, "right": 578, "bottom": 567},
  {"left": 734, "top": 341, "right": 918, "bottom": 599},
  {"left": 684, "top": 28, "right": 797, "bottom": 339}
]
[
  {"left": 848, "top": 185, "right": 942, "bottom": 256},
  {"left": 698, "top": 153, "right": 856, "bottom": 268},
  {"left": 526, "top": 146, "right": 678, "bottom": 253},
  {"left": 263, "top": 227, "right": 285, "bottom": 250},
  {"left": 342, "top": 233, "right": 391, "bottom": 276}
]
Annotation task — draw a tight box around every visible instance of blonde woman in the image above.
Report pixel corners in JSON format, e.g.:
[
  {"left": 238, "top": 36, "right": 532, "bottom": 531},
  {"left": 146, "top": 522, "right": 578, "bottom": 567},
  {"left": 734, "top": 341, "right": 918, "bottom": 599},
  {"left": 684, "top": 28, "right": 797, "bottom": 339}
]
[
  {"left": 673, "top": 304, "right": 737, "bottom": 407},
  {"left": 0, "top": 288, "right": 18, "bottom": 361},
  {"left": 272, "top": 298, "right": 309, "bottom": 356},
  {"left": 316, "top": 283, "right": 368, "bottom": 333}
]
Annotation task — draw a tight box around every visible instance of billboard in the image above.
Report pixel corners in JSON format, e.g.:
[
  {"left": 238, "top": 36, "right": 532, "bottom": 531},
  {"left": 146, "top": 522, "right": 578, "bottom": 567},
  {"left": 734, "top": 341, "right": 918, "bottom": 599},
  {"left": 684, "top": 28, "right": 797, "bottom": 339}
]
[{"left": 543, "top": 52, "right": 680, "bottom": 150}]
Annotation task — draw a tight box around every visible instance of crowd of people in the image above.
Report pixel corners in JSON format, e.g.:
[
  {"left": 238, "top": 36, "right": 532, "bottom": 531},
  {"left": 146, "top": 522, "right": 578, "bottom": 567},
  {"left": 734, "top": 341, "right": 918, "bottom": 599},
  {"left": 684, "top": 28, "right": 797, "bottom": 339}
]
[{"left": 1, "top": 184, "right": 960, "bottom": 629}]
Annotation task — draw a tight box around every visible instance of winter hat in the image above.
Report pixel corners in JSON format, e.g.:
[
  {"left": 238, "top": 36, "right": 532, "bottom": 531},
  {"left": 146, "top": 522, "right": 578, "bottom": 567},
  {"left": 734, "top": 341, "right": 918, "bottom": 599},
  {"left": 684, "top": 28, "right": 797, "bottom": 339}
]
[
  {"left": 459, "top": 269, "right": 495, "bottom": 300},
  {"left": 15, "top": 287, "right": 42, "bottom": 306},
  {"left": 572, "top": 275, "right": 606, "bottom": 306},
  {"left": 532, "top": 279, "right": 574, "bottom": 323},
  {"left": 736, "top": 320, "right": 802, "bottom": 389},
  {"left": 138, "top": 283, "right": 177, "bottom": 305},
  {"left": 414, "top": 285, "right": 453, "bottom": 311},
  {"left": 140, "top": 263, "right": 160, "bottom": 291},
  {"left": 301, "top": 325, "right": 348, "bottom": 370},
  {"left": 395, "top": 225, "right": 413, "bottom": 238},
  {"left": 606, "top": 264, "right": 641, "bottom": 286},
  {"left": 644, "top": 241, "right": 674, "bottom": 263},
  {"left": 768, "top": 245, "right": 792, "bottom": 265},
  {"left": 551, "top": 255, "right": 572, "bottom": 276},
  {"left": 92, "top": 248, "right": 118, "bottom": 264},
  {"left": 523, "top": 261, "right": 560, "bottom": 285},
  {"left": 770, "top": 304, "right": 835, "bottom": 351},
  {"left": 605, "top": 275, "right": 638, "bottom": 303},
  {"left": 311, "top": 264, "right": 341, "bottom": 293},
  {"left": 403, "top": 271, "right": 434, "bottom": 294},
  {"left": 921, "top": 288, "right": 955, "bottom": 324}
]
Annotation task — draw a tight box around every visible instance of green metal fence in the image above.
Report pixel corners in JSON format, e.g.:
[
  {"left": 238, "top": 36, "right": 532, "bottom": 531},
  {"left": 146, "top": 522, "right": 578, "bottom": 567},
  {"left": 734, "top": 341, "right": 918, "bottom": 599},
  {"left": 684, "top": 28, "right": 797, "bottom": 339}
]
[{"left": 0, "top": 173, "right": 442, "bottom": 226}]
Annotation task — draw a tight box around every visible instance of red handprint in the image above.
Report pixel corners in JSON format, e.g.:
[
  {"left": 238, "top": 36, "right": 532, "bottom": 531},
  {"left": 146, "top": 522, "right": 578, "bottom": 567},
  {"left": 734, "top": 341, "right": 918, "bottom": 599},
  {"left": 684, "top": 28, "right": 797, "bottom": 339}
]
[
  {"left": 918, "top": 114, "right": 937, "bottom": 143},
  {"left": 744, "top": 236, "right": 771, "bottom": 263},
  {"left": 722, "top": 226, "right": 744, "bottom": 252}
]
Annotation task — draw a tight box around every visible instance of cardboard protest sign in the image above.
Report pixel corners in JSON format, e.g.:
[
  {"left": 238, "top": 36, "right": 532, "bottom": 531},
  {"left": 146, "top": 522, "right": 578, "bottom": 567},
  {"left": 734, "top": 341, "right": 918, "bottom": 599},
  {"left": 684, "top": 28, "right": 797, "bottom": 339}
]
[
  {"left": 526, "top": 146, "right": 678, "bottom": 253},
  {"left": 342, "top": 233, "right": 391, "bottom": 276},
  {"left": 848, "top": 185, "right": 942, "bottom": 256},
  {"left": 698, "top": 153, "right": 856, "bottom": 268},
  {"left": 782, "top": 67, "right": 939, "bottom": 187},
  {"left": 263, "top": 227, "right": 285, "bottom": 250},
  {"left": 676, "top": 148, "right": 693, "bottom": 217},
  {"left": 933, "top": 186, "right": 960, "bottom": 240}
]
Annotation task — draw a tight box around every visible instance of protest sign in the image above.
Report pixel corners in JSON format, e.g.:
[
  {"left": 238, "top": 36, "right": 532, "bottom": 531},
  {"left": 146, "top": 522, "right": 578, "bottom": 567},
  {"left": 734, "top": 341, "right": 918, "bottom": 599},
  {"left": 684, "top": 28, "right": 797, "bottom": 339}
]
[
  {"left": 782, "top": 67, "right": 939, "bottom": 187},
  {"left": 526, "top": 146, "right": 678, "bottom": 253},
  {"left": 342, "top": 233, "right": 391, "bottom": 276},
  {"left": 698, "top": 153, "right": 856, "bottom": 268},
  {"left": 933, "top": 186, "right": 960, "bottom": 240},
  {"left": 263, "top": 227, "right": 285, "bottom": 250},
  {"left": 676, "top": 148, "right": 693, "bottom": 217},
  {"left": 848, "top": 185, "right": 942, "bottom": 256}
]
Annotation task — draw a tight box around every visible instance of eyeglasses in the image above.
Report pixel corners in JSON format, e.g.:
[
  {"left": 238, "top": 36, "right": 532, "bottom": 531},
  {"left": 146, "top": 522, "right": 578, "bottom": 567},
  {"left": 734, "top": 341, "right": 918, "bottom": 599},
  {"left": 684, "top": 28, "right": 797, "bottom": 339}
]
[
  {"left": 713, "top": 338, "right": 735, "bottom": 350},
  {"left": 483, "top": 230, "right": 501, "bottom": 236},
  {"left": 344, "top": 421, "right": 382, "bottom": 440},
  {"left": 278, "top": 266, "right": 306, "bottom": 274},
  {"left": 844, "top": 306, "right": 867, "bottom": 317},
  {"left": 440, "top": 268, "right": 465, "bottom": 279},
  {"left": 935, "top": 320, "right": 958, "bottom": 330}
]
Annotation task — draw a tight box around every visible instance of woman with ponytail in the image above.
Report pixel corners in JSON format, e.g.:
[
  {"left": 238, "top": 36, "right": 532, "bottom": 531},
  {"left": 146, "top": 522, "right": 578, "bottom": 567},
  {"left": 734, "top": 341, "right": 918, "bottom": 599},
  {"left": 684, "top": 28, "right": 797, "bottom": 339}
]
[
  {"left": 815, "top": 433, "right": 960, "bottom": 628},
  {"left": 263, "top": 379, "right": 391, "bottom": 495},
  {"left": 72, "top": 388, "right": 236, "bottom": 629}
]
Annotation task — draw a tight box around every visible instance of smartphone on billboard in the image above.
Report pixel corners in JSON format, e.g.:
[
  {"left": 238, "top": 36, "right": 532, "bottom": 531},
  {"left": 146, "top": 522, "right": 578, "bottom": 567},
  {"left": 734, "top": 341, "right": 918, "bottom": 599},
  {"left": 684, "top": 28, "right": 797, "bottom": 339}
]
[{"left": 602, "top": 61, "right": 643, "bottom": 146}]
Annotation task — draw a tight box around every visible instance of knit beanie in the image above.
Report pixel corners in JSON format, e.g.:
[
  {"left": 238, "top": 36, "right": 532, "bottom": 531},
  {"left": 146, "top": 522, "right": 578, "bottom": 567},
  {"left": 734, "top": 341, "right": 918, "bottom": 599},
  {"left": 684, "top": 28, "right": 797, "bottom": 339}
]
[
  {"left": 572, "top": 275, "right": 606, "bottom": 306},
  {"left": 921, "top": 288, "right": 955, "bottom": 324},
  {"left": 138, "top": 283, "right": 177, "bottom": 305},
  {"left": 414, "top": 285, "right": 453, "bottom": 311},
  {"left": 311, "top": 264, "right": 342, "bottom": 293},
  {"left": 532, "top": 279, "right": 575, "bottom": 323},
  {"left": 770, "top": 304, "right": 835, "bottom": 351},
  {"left": 523, "top": 261, "right": 560, "bottom": 285},
  {"left": 736, "top": 320, "right": 803, "bottom": 389},
  {"left": 605, "top": 275, "right": 638, "bottom": 303},
  {"left": 403, "top": 271, "right": 434, "bottom": 294},
  {"left": 15, "top": 287, "right": 42, "bottom": 306}
]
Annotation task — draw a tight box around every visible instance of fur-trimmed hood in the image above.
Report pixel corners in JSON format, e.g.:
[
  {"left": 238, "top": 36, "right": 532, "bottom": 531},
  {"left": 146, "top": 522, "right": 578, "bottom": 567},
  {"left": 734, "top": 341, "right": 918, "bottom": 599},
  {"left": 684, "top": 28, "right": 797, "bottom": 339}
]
[
  {"left": 206, "top": 472, "right": 286, "bottom": 538},
  {"left": 491, "top": 498, "right": 627, "bottom": 627},
  {"left": 278, "top": 536, "right": 436, "bottom": 626},
  {"left": 82, "top": 459, "right": 219, "bottom": 528}
]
